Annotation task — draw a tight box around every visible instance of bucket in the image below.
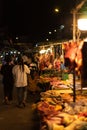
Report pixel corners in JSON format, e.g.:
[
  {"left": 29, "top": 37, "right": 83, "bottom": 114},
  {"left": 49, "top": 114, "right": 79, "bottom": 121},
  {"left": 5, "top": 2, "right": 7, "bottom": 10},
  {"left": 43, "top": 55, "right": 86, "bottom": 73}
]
[{"left": 62, "top": 73, "right": 68, "bottom": 80}]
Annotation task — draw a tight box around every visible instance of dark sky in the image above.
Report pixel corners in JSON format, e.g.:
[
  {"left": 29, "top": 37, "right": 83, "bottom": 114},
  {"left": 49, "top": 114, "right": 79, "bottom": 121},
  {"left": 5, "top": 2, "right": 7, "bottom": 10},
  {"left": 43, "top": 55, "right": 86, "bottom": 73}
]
[{"left": 0, "top": 0, "right": 77, "bottom": 42}]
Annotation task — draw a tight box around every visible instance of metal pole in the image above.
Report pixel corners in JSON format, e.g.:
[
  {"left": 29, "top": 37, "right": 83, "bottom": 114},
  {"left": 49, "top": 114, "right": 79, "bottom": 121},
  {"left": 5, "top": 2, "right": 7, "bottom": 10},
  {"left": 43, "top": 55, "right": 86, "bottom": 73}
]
[
  {"left": 73, "top": 61, "right": 76, "bottom": 102},
  {"left": 73, "top": 11, "right": 76, "bottom": 42},
  {"left": 71, "top": 0, "right": 87, "bottom": 102},
  {"left": 72, "top": 11, "right": 76, "bottom": 102}
]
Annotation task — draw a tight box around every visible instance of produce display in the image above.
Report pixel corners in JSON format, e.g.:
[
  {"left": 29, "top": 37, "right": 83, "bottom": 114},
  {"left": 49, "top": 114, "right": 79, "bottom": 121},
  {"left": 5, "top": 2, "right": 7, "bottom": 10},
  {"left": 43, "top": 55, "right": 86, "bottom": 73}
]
[
  {"left": 39, "top": 74, "right": 82, "bottom": 91},
  {"left": 34, "top": 62, "right": 87, "bottom": 130},
  {"left": 36, "top": 90, "right": 87, "bottom": 130}
]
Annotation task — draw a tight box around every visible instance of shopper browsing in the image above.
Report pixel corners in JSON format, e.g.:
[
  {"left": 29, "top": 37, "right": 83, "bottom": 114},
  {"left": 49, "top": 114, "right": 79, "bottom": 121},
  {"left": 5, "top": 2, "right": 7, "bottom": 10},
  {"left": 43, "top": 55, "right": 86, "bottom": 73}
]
[{"left": 12, "top": 56, "right": 30, "bottom": 108}]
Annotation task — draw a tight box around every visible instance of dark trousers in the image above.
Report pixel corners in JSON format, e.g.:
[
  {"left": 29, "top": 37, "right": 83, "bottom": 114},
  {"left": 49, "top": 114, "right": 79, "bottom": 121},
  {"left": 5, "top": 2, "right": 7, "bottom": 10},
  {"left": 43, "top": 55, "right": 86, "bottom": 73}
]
[
  {"left": 16, "top": 87, "right": 27, "bottom": 105},
  {"left": 3, "top": 83, "right": 13, "bottom": 101}
]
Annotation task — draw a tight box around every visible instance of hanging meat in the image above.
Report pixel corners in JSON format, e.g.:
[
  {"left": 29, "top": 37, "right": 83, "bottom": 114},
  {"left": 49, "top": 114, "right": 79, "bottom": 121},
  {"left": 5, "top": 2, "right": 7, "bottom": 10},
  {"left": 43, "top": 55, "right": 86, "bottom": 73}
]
[{"left": 64, "top": 40, "right": 83, "bottom": 71}]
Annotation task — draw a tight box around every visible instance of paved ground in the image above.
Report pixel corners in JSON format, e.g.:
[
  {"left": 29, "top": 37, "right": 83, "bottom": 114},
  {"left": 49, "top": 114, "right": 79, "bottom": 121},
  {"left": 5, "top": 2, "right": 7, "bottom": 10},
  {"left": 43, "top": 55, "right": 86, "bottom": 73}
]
[{"left": 0, "top": 75, "right": 41, "bottom": 130}]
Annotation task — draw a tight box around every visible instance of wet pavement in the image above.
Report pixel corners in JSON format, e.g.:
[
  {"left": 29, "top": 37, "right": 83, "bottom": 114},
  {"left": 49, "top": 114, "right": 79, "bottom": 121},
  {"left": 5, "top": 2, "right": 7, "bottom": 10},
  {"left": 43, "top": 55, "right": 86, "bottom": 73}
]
[{"left": 0, "top": 75, "right": 41, "bottom": 130}]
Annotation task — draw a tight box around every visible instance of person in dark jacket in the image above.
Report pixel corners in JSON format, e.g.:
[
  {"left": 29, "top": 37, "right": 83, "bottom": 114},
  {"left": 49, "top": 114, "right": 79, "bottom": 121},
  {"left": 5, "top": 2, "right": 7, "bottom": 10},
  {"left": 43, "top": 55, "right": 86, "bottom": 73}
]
[{"left": 1, "top": 56, "right": 14, "bottom": 104}]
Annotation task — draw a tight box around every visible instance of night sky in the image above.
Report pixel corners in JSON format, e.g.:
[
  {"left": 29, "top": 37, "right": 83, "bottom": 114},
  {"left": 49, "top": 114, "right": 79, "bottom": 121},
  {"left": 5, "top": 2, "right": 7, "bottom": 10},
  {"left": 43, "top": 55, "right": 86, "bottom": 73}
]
[{"left": 0, "top": 0, "right": 79, "bottom": 42}]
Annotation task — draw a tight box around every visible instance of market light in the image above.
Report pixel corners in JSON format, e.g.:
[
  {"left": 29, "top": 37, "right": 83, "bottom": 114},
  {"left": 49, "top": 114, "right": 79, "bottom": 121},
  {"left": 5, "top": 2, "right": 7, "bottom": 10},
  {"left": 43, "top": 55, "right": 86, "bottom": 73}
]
[
  {"left": 16, "top": 37, "right": 18, "bottom": 40},
  {"left": 35, "top": 44, "right": 38, "bottom": 47},
  {"left": 49, "top": 32, "right": 52, "bottom": 34},
  {"left": 78, "top": 19, "right": 87, "bottom": 30},
  {"left": 10, "top": 51, "right": 13, "bottom": 54},
  {"left": 0, "top": 55, "right": 3, "bottom": 58},
  {"left": 5, "top": 53, "right": 8, "bottom": 55},
  {"left": 54, "top": 8, "right": 59, "bottom": 13},
  {"left": 39, "top": 49, "right": 46, "bottom": 54},
  {"left": 47, "top": 48, "right": 52, "bottom": 53},
  {"left": 18, "top": 51, "right": 20, "bottom": 54},
  {"left": 54, "top": 29, "right": 57, "bottom": 32},
  {"left": 14, "top": 51, "right": 16, "bottom": 54},
  {"left": 46, "top": 39, "right": 49, "bottom": 41}
]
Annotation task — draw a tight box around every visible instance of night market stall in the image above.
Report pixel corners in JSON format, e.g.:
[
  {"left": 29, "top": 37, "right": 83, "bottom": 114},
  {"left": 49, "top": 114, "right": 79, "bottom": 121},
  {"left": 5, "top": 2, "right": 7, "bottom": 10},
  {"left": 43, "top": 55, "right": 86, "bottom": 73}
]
[{"left": 32, "top": 39, "right": 87, "bottom": 130}]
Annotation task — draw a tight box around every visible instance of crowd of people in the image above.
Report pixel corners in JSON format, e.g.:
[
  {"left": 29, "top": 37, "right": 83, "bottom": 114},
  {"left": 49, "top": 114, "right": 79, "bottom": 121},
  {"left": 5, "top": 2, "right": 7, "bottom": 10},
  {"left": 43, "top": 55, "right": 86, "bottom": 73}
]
[
  {"left": 0, "top": 51, "right": 67, "bottom": 108},
  {"left": 0, "top": 55, "right": 31, "bottom": 108}
]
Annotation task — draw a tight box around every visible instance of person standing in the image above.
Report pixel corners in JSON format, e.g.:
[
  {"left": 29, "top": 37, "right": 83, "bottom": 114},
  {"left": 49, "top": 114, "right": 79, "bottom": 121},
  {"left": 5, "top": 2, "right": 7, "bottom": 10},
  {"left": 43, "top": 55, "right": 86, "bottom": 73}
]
[
  {"left": 12, "top": 56, "right": 30, "bottom": 108},
  {"left": 0, "top": 55, "right": 14, "bottom": 104}
]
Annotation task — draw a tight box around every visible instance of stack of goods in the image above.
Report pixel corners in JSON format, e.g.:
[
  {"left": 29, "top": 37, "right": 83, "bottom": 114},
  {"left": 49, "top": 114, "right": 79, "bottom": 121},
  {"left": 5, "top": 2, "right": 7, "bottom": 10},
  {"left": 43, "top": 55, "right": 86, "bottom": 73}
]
[
  {"left": 39, "top": 76, "right": 73, "bottom": 91},
  {"left": 50, "top": 79, "right": 71, "bottom": 90},
  {"left": 41, "top": 69, "right": 60, "bottom": 77},
  {"left": 39, "top": 74, "right": 81, "bottom": 91},
  {"left": 36, "top": 90, "right": 87, "bottom": 130}
]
